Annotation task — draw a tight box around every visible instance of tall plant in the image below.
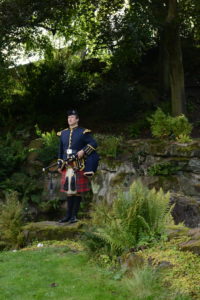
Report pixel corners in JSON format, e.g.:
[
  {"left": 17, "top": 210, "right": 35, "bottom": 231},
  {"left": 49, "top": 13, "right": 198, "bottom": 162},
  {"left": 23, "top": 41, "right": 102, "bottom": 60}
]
[
  {"left": 148, "top": 108, "right": 192, "bottom": 141},
  {"left": 0, "top": 191, "right": 24, "bottom": 249},
  {"left": 34, "top": 125, "right": 59, "bottom": 164},
  {"left": 86, "top": 180, "right": 173, "bottom": 256}
]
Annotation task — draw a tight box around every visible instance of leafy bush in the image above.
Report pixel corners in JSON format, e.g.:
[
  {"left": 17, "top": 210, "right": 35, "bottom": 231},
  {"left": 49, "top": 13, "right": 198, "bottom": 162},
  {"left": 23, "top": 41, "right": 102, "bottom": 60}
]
[
  {"left": 176, "top": 134, "right": 192, "bottom": 144},
  {"left": 94, "top": 134, "right": 122, "bottom": 158},
  {"left": 148, "top": 108, "right": 192, "bottom": 140},
  {"left": 84, "top": 180, "right": 173, "bottom": 256},
  {"left": 0, "top": 132, "right": 28, "bottom": 182},
  {"left": 128, "top": 118, "right": 149, "bottom": 138},
  {"left": 34, "top": 125, "right": 59, "bottom": 164},
  {"left": 0, "top": 172, "right": 42, "bottom": 206},
  {"left": 0, "top": 191, "right": 24, "bottom": 249},
  {"left": 148, "top": 162, "right": 182, "bottom": 176}
]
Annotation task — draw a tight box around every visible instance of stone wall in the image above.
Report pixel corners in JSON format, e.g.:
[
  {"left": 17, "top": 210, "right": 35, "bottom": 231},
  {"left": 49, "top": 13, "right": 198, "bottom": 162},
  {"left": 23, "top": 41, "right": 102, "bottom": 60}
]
[
  {"left": 38, "top": 139, "right": 200, "bottom": 227},
  {"left": 92, "top": 139, "right": 200, "bottom": 227}
]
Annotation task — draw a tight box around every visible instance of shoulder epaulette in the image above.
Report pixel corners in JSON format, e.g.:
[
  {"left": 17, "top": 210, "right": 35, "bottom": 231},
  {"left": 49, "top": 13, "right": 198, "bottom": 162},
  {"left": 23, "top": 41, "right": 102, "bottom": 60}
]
[
  {"left": 83, "top": 129, "right": 91, "bottom": 134},
  {"left": 57, "top": 128, "right": 68, "bottom": 136}
]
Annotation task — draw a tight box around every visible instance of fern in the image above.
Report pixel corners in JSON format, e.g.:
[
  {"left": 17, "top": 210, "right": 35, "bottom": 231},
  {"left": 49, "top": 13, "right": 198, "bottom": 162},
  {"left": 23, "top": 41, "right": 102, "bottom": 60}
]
[
  {"left": 86, "top": 180, "right": 173, "bottom": 256},
  {"left": 148, "top": 108, "right": 192, "bottom": 140},
  {"left": 34, "top": 125, "right": 59, "bottom": 164},
  {"left": 0, "top": 191, "right": 24, "bottom": 249}
]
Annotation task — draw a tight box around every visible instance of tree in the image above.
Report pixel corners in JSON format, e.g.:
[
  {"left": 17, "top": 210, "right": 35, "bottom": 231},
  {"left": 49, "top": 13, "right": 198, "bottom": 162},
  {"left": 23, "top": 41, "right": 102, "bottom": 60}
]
[
  {"left": 0, "top": 0, "right": 199, "bottom": 119},
  {"left": 165, "top": 0, "right": 186, "bottom": 116}
]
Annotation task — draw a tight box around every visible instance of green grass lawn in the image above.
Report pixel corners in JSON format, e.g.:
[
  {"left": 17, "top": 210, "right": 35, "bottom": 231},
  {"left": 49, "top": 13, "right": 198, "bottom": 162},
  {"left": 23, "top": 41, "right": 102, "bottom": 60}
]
[{"left": 0, "top": 247, "right": 129, "bottom": 300}]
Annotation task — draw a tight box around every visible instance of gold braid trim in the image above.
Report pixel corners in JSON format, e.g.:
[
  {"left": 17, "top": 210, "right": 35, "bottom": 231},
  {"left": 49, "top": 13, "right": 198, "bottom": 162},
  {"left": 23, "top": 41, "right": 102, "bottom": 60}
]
[
  {"left": 84, "top": 144, "right": 95, "bottom": 155},
  {"left": 83, "top": 129, "right": 91, "bottom": 134},
  {"left": 68, "top": 128, "right": 73, "bottom": 149},
  {"left": 57, "top": 128, "right": 69, "bottom": 136}
]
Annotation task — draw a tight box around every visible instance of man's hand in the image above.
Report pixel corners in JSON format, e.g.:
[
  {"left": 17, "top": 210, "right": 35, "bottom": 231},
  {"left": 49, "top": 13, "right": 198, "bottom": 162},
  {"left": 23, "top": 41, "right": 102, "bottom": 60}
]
[
  {"left": 77, "top": 150, "right": 85, "bottom": 159},
  {"left": 58, "top": 168, "right": 62, "bottom": 174}
]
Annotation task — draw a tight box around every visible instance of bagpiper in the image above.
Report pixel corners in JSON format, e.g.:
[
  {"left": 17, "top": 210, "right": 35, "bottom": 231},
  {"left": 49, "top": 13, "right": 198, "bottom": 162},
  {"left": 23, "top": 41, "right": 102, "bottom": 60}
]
[{"left": 57, "top": 109, "right": 99, "bottom": 223}]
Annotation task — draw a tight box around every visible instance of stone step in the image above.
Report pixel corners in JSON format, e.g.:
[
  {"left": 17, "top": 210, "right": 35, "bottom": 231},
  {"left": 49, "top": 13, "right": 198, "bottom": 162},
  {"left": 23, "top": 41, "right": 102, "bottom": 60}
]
[{"left": 21, "top": 221, "right": 84, "bottom": 245}]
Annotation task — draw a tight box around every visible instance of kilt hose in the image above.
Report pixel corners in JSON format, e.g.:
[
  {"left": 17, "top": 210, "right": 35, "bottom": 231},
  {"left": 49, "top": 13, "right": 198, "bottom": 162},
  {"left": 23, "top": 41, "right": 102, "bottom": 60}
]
[{"left": 60, "top": 168, "right": 90, "bottom": 194}]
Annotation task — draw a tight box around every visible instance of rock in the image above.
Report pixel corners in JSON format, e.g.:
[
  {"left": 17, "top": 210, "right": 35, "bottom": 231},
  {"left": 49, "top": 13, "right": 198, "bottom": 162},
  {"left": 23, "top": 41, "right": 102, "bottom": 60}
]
[
  {"left": 167, "top": 224, "right": 190, "bottom": 239},
  {"left": 21, "top": 221, "right": 84, "bottom": 245},
  {"left": 120, "top": 253, "right": 144, "bottom": 272},
  {"left": 177, "top": 228, "right": 200, "bottom": 255},
  {"left": 92, "top": 160, "right": 136, "bottom": 203},
  {"left": 91, "top": 139, "right": 200, "bottom": 226},
  {"left": 26, "top": 137, "right": 200, "bottom": 228},
  {"left": 27, "top": 138, "right": 43, "bottom": 163},
  {"left": 170, "top": 193, "right": 200, "bottom": 228},
  {"left": 188, "top": 228, "right": 200, "bottom": 239},
  {"left": 0, "top": 241, "right": 7, "bottom": 251},
  {"left": 179, "top": 239, "right": 200, "bottom": 255},
  {"left": 156, "top": 260, "right": 174, "bottom": 270},
  {"left": 186, "top": 158, "right": 200, "bottom": 174}
]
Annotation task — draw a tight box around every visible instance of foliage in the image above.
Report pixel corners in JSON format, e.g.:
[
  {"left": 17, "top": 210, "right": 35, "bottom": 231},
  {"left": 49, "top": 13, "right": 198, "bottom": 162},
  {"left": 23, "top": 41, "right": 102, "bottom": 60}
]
[
  {"left": 148, "top": 108, "right": 192, "bottom": 140},
  {"left": 176, "top": 134, "right": 193, "bottom": 144},
  {"left": 0, "top": 131, "right": 43, "bottom": 213},
  {"left": 0, "top": 132, "right": 28, "bottom": 183},
  {"left": 0, "top": 0, "right": 199, "bottom": 127},
  {"left": 0, "top": 172, "right": 42, "bottom": 206},
  {"left": 0, "top": 191, "right": 24, "bottom": 249},
  {"left": 148, "top": 162, "right": 182, "bottom": 176},
  {"left": 125, "top": 266, "right": 190, "bottom": 300},
  {"left": 128, "top": 118, "right": 149, "bottom": 138},
  {"left": 140, "top": 238, "right": 200, "bottom": 299},
  {"left": 0, "top": 240, "right": 193, "bottom": 299},
  {"left": 39, "top": 198, "right": 62, "bottom": 211},
  {"left": 94, "top": 134, "right": 122, "bottom": 158},
  {"left": 172, "top": 115, "right": 193, "bottom": 139},
  {"left": 84, "top": 180, "right": 173, "bottom": 256},
  {"left": 34, "top": 125, "right": 59, "bottom": 164},
  {"left": 24, "top": 239, "right": 85, "bottom": 251}
]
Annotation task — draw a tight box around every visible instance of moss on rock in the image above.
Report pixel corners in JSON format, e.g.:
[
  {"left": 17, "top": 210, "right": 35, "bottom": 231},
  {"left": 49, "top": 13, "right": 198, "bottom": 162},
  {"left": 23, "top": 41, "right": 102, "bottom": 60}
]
[
  {"left": 140, "top": 237, "right": 200, "bottom": 298},
  {"left": 179, "top": 239, "right": 200, "bottom": 255},
  {"left": 167, "top": 224, "right": 190, "bottom": 240},
  {"left": 22, "top": 221, "right": 84, "bottom": 245}
]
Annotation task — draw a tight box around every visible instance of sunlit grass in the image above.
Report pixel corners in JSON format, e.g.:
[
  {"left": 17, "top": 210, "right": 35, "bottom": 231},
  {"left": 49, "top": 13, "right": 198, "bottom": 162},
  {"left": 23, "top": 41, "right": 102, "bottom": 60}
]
[
  {"left": 0, "top": 244, "right": 192, "bottom": 300},
  {"left": 0, "top": 247, "right": 129, "bottom": 300}
]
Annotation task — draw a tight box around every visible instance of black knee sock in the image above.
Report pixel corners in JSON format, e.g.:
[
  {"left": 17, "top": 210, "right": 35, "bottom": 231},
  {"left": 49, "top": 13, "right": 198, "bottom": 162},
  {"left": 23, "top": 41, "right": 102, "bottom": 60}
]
[
  {"left": 71, "top": 196, "right": 81, "bottom": 219},
  {"left": 66, "top": 196, "right": 74, "bottom": 219}
]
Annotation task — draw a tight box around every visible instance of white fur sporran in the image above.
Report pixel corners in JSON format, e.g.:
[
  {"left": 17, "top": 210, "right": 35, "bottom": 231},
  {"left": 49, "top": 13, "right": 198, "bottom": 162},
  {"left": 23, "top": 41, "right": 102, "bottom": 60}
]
[{"left": 63, "top": 167, "right": 77, "bottom": 195}]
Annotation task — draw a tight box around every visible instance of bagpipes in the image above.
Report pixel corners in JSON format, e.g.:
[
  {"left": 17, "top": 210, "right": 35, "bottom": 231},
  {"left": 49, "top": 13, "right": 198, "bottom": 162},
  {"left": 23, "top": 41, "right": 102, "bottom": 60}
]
[
  {"left": 42, "top": 155, "right": 85, "bottom": 173},
  {"left": 42, "top": 154, "right": 85, "bottom": 195}
]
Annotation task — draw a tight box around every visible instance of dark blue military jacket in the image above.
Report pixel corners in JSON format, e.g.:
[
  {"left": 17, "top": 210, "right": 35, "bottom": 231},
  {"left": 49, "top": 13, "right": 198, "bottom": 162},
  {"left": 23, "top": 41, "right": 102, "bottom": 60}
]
[{"left": 58, "top": 126, "right": 99, "bottom": 174}]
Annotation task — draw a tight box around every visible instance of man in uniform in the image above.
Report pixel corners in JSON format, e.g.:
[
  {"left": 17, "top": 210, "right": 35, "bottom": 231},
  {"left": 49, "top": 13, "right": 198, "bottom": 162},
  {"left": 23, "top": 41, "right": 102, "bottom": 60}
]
[{"left": 57, "top": 109, "right": 99, "bottom": 223}]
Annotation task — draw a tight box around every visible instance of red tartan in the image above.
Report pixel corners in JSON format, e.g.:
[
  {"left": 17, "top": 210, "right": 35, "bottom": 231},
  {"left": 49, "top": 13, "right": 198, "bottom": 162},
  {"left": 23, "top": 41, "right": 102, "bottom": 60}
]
[{"left": 60, "top": 168, "right": 90, "bottom": 193}]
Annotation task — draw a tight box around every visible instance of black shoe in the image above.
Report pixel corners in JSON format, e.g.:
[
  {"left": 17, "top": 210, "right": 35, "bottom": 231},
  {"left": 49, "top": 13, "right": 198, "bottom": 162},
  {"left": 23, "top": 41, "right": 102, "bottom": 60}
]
[
  {"left": 58, "top": 217, "right": 70, "bottom": 223},
  {"left": 69, "top": 217, "right": 78, "bottom": 224}
]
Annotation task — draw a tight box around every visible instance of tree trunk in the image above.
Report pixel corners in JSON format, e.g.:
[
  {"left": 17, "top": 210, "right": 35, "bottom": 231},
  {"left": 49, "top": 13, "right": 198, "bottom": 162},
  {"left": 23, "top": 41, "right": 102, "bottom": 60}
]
[
  {"left": 165, "top": 0, "right": 186, "bottom": 116},
  {"left": 159, "top": 28, "right": 170, "bottom": 97}
]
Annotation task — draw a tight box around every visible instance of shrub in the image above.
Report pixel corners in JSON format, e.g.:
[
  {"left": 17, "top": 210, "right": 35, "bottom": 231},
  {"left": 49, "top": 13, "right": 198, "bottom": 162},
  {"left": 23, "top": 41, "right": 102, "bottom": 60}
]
[
  {"left": 94, "top": 134, "right": 122, "bottom": 158},
  {"left": 0, "top": 132, "right": 28, "bottom": 182},
  {"left": 176, "top": 134, "right": 192, "bottom": 144},
  {"left": 84, "top": 180, "right": 173, "bottom": 256},
  {"left": 0, "top": 172, "right": 43, "bottom": 207},
  {"left": 148, "top": 108, "right": 192, "bottom": 140},
  {"left": 0, "top": 191, "right": 24, "bottom": 249},
  {"left": 34, "top": 125, "right": 59, "bottom": 164},
  {"left": 147, "top": 162, "right": 182, "bottom": 176},
  {"left": 127, "top": 118, "right": 150, "bottom": 138}
]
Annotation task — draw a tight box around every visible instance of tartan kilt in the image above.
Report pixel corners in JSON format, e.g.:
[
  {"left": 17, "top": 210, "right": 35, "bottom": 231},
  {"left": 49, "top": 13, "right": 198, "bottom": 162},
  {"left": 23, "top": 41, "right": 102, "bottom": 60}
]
[{"left": 60, "top": 168, "right": 90, "bottom": 193}]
